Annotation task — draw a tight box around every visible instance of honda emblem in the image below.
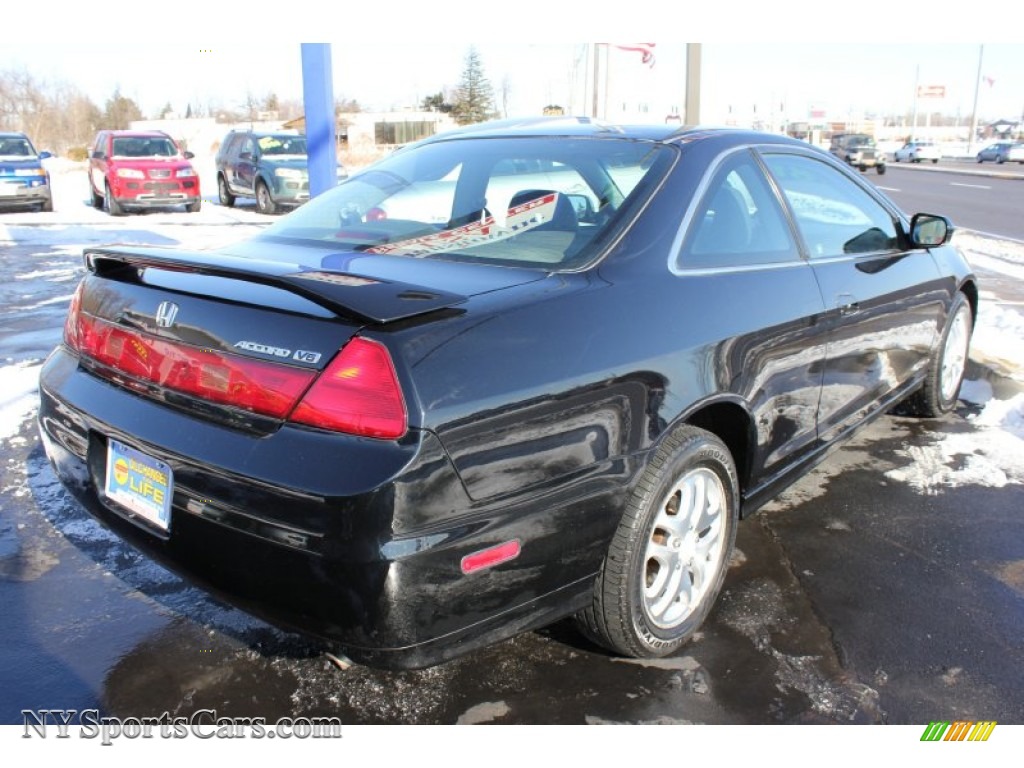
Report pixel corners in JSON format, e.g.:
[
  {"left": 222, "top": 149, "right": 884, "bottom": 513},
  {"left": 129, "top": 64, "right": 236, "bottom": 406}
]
[{"left": 155, "top": 301, "right": 179, "bottom": 328}]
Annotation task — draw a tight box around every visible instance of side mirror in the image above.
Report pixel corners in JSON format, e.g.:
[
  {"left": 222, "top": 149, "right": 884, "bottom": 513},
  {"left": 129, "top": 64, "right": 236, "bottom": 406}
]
[
  {"left": 909, "top": 213, "right": 954, "bottom": 247},
  {"left": 183, "top": 151, "right": 195, "bottom": 160},
  {"left": 566, "top": 193, "right": 596, "bottom": 223},
  {"left": 39, "top": 151, "right": 53, "bottom": 160},
  {"left": 239, "top": 151, "right": 253, "bottom": 161},
  {"left": 91, "top": 150, "right": 105, "bottom": 160}
]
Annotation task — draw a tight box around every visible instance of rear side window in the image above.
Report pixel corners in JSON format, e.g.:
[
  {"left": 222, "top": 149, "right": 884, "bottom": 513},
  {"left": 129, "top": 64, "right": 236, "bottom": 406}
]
[{"left": 679, "top": 150, "right": 799, "bottom": 269}]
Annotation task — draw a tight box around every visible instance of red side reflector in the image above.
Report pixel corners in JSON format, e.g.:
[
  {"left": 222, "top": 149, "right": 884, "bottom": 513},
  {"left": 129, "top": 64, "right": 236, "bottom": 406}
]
[
  {"left": 460, "top": 540, "right": 522, "bottom": 574},
  {"left": 74, "top": 314, "right": 316, "bottom": 418},
  {"left": 289, "top": 337, "right": 407, "bottom": 440}
]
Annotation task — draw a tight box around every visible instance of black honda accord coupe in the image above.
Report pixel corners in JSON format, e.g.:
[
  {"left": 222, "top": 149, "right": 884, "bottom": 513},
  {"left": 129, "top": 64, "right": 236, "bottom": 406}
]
[{"left": 39, "top": 118, "right": 976, "bottom": 668}]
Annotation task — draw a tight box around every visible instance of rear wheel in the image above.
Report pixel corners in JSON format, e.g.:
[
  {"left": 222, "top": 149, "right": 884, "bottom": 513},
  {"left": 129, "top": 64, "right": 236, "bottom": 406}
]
[
  {"left": 90, "top": 183, "right": 103, "bottom": 208},
  {"left": 876, "top": 164, "right": 886, "bottom": 175},
  {"left": 186, "top": 199, "right": 202, "bottom": 213},
  {"left": 256, "top": 180, "right": 276, "bottom": 215},
  {"left": 576, "top": 426, "right": 739, "bottom": 658},
  {"left": 905, "top": 293, "right": 972, "bottom": 417}
]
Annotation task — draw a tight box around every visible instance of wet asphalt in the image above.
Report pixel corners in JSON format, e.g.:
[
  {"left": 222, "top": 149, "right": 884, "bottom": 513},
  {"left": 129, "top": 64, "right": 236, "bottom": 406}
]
[{"left": 1, "top": 214, "right": 1022, "bottom": 726}]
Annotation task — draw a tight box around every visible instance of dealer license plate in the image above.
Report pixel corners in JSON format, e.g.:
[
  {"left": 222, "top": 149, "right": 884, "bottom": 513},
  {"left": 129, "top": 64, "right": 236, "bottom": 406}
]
[{"left": 104, "top": 439, "right": 173, "bottom": 531}]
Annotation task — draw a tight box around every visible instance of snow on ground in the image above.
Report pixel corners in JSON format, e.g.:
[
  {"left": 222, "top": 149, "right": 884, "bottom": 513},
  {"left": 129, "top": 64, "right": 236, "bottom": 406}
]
[{"left": 0, "top": 361, "right": 42, "bottom": 442}]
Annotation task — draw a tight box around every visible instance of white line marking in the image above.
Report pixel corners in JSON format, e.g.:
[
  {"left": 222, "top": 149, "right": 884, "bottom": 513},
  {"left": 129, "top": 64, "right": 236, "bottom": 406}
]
[
  {"left": 876, "top": 186, "right": 900, "bottom": 192},
  {"left": 950, "top": 182, "right": 991, "bottom": 189}
]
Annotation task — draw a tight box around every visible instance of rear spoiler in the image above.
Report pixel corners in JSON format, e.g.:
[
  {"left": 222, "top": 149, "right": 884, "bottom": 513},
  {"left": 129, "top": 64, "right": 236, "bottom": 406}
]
[{"left": 84, "top": 246, "right": 467, "bottom": 324}]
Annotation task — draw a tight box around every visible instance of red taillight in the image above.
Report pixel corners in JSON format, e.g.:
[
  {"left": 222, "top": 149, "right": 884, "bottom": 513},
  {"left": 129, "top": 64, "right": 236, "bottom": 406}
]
[
  {"left": 75, "top": 314, "right": 316, "bottom": 418},
  {"left": 290, "top": 337, "right": 407, "bottom": 440}
]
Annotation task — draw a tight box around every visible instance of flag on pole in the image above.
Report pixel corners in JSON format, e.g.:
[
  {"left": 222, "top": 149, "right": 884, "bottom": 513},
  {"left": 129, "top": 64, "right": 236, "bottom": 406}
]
[
  {"left": 613, "top": 43, "right": 656, "bottom": 68},
  {"left": 983, "top": 75, "right": 995, "bottom": 87}
]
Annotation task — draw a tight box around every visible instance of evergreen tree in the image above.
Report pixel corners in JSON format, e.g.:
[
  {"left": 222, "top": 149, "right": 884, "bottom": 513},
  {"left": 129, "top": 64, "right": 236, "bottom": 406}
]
[
  {"left": 452, "top": 47, "right": 496, "bottom": 126},
  {"left": 103, "top": 89, "right": 143, "bottom": 129}
]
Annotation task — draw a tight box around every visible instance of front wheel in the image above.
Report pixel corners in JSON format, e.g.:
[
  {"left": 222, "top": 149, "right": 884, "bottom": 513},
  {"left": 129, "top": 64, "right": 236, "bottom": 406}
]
[
  {"left": 876, "top": 164, "right": 887, "bottom": 175},
  {"left": 218, "top": 175, "right": 235, "bottom": 207},
  {"left": 104, "top": 182, "right": 125, "bottom": 217},
  {"left": 255, "top": 180, "right": 277, "bottom": 215},
  {"left": 905, "top": 293, "right": 973, "bottom": 417},
  {"left": 576, "top": 426, "right": 739, "bottom": 658}
]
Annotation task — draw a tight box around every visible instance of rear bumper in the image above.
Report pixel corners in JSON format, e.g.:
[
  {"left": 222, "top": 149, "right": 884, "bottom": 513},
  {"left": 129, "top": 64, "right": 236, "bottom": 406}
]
[{"left": 37, "top": 347, "right": 613, "bottom": 667}]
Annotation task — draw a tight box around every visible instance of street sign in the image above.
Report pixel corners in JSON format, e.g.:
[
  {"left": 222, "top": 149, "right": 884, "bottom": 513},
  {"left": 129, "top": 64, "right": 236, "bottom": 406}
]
[{"left": 917, "top": 85, "right": 946, "bottom": 98}]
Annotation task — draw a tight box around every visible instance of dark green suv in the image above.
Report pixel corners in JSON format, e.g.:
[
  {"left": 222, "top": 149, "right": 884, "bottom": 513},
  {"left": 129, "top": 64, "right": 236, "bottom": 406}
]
[{"left": 215, "top": 131, "right": 346, "bottom": 214}]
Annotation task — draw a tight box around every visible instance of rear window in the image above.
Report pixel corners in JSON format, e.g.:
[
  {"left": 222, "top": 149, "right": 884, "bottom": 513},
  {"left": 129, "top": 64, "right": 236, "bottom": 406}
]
[{"left": 256, "top": 136, "right": 674, "bottom": 269}]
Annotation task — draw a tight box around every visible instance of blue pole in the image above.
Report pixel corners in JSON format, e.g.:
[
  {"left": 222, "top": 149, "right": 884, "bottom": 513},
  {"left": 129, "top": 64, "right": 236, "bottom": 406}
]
[{"left": 301, "top": 43, "right": 338, "bottom": 199}]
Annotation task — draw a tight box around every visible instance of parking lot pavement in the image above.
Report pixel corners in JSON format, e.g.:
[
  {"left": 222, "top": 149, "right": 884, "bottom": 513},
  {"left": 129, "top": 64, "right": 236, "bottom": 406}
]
[{"left": 1, "top": 185, "right": 1022, "bottom": 729}]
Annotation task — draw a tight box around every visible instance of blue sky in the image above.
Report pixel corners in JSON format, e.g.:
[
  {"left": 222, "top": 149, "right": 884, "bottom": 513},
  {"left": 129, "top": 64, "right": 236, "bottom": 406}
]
[{"left": 5, "top": 3, "right": 1022, "bottom": 125}]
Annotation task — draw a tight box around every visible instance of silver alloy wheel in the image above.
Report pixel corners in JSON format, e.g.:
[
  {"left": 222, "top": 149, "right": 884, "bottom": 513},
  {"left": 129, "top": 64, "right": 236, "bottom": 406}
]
[
  {"left": 642, "top": 466, "right": 727, "bottom": 630},
  {"left": 940, "top": 304, "right": 971, "bottom": 403}
]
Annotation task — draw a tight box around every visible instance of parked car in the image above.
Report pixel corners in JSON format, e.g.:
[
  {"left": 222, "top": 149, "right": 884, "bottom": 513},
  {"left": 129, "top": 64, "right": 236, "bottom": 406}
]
[
  {"left": 88, "top": 130, "right": 201, "bottom": 215},
  {"left": 976, "top": 141, "right": 1024, "bottom": 164},
  {"left": 829, "top": 132, "right": 886, "bottom": 174},
  {"left": 215, "top": 130, "right": 347, "bottom": 214},
  {"left": 893, "top": 140, "right": 942, "bottom": 163},
  {"left": 40, "top": 119, "right": 976, "bottom": 669},
  {"left": 0, "top": 132, "right": 53, "bottom": 212}
]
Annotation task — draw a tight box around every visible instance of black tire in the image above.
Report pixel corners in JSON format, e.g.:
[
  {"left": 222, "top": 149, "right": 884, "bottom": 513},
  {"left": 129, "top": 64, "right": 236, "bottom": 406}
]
[
  {"left": 186, "top": 199, "right": 202, "bottom": 213},
  {"left": 104, "top": 182, "right": 125, "bottom": 217},
  {"left": 217, "top": 175, "right": 235, "bottom": 207},
  {"left": 91, "top": 184, "right": 103, "bottom": 209},
  {"left": 40, "top": 197, "right": 53, "bottom": 212},
  {"left": 932, "top": 158, "right": 939, "bottom": 164},
  {"left": 576, "top": 425, "right": 739, "bottom": 658},
  {"left": 904, "top": 293, "right": 973, "bottom": 417},
  {"left": 977, "top": 157, "right": 983, "bottom": 163},
  {"left": 876, "top": 164, "right": 886, "bottom": 175},
  {"left": 997, "top": 156, "right": 1005, "bottom": 164},
  {"left": 255, "top": 180, "right": 277, "bottom": 215},
  {"left": 894, "top": 156, "right": 900, "bottom": 162},
  {"left": 858, "top": 164, "right": 867, "bottom": 172}
]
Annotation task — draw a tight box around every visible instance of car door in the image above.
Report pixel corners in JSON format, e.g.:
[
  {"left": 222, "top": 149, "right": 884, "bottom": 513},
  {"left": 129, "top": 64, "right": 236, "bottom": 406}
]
[
  {"left": 674, "top": 148, "right": 828, "bottom": 484},
  {"left": 759, "top": 149, "right": 948, "bottom": 443},
  {"left": 89, "top": 132, "right": 110, "bottom": 196},
  {"left": 236, "top": 136, "right": 258, "bottom": 195}
]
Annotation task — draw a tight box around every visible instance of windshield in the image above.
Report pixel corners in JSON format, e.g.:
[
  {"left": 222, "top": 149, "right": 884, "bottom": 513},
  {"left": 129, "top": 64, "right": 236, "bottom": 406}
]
[
  {"left": 111, "top": 137, "right": 180, "bottom": 158},
  {"left": 256, "top": 135, "right": 673, "bottom": 269},
  {"left": 0, "top": 137, "right": 37, "bottom": 159},
  {"left": 847, "top": 135, "right": 874, "bottom": 147},
  {"left": 258, "top": 135, "right": 307, "bottom": 156}
]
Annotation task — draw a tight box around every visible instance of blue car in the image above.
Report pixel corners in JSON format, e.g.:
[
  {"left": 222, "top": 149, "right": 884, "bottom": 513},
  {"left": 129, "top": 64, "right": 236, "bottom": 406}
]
[{"left": 0, "top": 132, "right": 53, "bottom": 211}]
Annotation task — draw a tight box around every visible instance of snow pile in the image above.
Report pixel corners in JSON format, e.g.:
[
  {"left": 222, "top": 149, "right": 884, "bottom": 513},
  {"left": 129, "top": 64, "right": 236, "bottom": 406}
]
[
  {"left": 970, "top": 300, "right": 1024, "bottom": 379},
  {"left": 886, "top": 392, "right": 1024, "bottom": 494},
  {"left": 0, "top": 361, "right": 42, "bottom": 441}
]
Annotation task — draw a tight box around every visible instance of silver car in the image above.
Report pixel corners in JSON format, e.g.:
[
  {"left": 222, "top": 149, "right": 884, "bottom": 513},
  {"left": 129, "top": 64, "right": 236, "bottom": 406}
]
[{"left": 976, "top": 141, "right": 1024, "bottom": 164}]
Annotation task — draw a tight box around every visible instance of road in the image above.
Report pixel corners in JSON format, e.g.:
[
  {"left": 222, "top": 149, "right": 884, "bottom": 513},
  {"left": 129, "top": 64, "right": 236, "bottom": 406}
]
[{"left": 873, "top": 163, "right": 1024, "bottom": 242}]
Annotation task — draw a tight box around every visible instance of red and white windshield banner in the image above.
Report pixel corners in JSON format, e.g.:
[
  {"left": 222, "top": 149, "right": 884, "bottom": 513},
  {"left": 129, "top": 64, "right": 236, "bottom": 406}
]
[{"left": 367, "top": 193, "right": 559, "bottom": 258}]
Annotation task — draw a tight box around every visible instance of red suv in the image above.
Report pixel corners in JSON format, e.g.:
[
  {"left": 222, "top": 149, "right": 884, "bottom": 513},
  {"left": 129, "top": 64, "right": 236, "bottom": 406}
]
[{"left": 88, "top": 130, "right": 201, "bottom": 215}]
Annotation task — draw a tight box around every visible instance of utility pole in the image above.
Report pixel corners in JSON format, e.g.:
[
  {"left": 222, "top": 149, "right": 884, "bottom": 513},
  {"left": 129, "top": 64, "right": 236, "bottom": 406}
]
[
  {"left": 685, "top": 44, "right": 702, "bottom": 125},
  {"left": 911, "top": 65, "right": 919, "bottom": 140},
  {"left": 968, "top": 44, "right": 984, "bottom": 156}
]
